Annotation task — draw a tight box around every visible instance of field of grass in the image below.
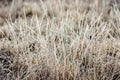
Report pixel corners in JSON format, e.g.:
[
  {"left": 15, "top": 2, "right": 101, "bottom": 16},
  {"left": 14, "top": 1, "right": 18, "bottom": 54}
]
[{"left": 0, "top": 0, "right": 120, "bottom": 80}]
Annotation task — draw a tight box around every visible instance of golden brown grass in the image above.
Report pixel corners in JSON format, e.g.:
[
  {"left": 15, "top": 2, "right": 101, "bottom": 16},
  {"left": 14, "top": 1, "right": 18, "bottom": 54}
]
[{"left": 0, "top": 0, "right": 120, "bottom": 80}]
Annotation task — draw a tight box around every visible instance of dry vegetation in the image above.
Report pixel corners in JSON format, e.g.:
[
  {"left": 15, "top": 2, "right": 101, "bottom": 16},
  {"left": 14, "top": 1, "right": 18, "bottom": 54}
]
[{"left": 0, "top": 0, "right": 120, "bottom": 80}]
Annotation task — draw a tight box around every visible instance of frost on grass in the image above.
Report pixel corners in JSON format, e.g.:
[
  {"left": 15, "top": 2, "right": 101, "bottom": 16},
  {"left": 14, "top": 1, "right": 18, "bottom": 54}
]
[{"left": 0, "top": 0, "right": 120, "bottom": 80}]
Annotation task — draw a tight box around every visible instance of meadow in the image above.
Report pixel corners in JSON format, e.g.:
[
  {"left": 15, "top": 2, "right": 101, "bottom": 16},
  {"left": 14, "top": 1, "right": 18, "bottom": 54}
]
[{"left": 0, "top": 0, "right": 120, "bottom": 80}]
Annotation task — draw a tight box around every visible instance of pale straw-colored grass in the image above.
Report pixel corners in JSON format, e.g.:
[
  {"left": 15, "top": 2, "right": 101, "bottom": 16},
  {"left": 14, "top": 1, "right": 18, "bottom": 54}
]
[{"left": 0, "top": 0, "right": 120, "bottom": 80}]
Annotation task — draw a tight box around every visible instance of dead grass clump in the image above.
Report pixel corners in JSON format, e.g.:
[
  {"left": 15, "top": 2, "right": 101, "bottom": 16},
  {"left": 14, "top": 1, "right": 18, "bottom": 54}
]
[
  {"left": 0, "top": 48, "right": 33, "bottom": 80},
  {"left": 0, "top": 0, "right": 120, "bottom": 80}
]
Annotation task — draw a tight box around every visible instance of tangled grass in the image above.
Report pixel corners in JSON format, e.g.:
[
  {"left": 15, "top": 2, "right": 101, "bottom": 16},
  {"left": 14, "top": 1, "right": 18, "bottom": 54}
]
[{"left": 0, "top": 0, "right": 120, "bottom": 80}]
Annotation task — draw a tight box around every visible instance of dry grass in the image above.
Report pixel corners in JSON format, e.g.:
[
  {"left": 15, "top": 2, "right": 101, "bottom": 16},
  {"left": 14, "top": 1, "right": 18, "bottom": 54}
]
[{"left": 0, "top": 0, "right": 120, "bottom": 80}]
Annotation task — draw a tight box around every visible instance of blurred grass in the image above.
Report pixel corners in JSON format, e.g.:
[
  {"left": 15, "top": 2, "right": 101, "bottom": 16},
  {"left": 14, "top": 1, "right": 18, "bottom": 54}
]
[{"left": 0, "top": 0, "right": 120, "bottom": 80}]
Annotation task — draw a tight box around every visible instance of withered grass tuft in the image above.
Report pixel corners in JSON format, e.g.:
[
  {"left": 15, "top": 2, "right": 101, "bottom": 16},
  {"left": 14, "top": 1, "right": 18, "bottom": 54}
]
[{"left": 0, "top": 0, "right": 120, "bottom": 80}]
